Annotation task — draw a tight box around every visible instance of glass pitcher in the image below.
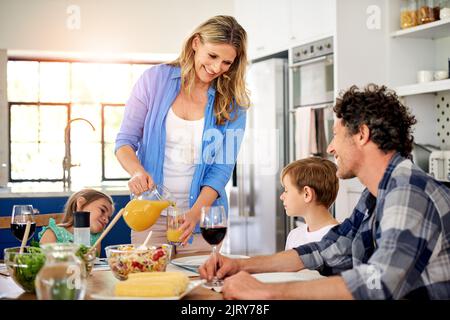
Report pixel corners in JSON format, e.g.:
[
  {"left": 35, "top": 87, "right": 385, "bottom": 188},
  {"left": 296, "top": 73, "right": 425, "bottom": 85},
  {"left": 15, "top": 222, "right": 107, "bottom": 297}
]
[
  {"left": 35, "top": 243, "right": 87, "bottom": 300},
  {"left": 132, "top": 184, "right": 175, "bottom": 203},
  {"left": 123, "top": 184, "right": 176, "bottom": 231}
]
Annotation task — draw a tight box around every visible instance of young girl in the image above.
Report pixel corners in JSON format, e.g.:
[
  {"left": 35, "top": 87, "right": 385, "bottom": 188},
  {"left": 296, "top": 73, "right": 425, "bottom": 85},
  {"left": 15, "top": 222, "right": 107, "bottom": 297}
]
[{"left": 39, "top": 189, "right": 115, "bottom": 254}]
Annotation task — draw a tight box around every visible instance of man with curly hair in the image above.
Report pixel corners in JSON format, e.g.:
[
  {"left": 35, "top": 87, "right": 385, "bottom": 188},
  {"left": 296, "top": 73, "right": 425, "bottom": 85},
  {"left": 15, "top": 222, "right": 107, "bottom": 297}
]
[{"left": 199, "top": 84, "right": 450, "bottom": 300}]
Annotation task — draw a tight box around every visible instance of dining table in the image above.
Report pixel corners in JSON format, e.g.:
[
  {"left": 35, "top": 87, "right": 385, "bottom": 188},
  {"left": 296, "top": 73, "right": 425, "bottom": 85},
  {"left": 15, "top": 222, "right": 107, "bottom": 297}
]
[{"left": 0, "top": 250, "right": 223, "bottom": 300}]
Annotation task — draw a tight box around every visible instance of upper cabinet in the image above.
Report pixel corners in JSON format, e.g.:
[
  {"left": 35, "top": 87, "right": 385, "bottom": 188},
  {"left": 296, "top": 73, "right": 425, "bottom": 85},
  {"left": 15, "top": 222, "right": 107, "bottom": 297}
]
[
  {"left": 386, "top": 0, "right": 450, "bottom": 149},
  {"left": 234, "top": 0, "right": 289, "bottom": 59},
  {"left": 389, "top": 15, "right": 450, "bottom": 96},
  {"left": 390, "top": 18, "right": 450, "bottom": 39},
  {"left": 334, "top": 0, "right": 449, "bottom": 146},
  {"left": 289, "top": 0, "right": 336, "bottom": 46},
  {"left": 234, "top": 0, "right": 336, "bottom": 60}
]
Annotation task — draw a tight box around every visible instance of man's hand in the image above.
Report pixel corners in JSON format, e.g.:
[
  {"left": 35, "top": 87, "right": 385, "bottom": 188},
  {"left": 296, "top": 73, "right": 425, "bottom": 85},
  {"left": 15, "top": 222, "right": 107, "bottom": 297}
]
[
  {"left": 198, "top": 253, "right": 241, "bottom": 281},
  {"left": 128, "top": 170, "right": 154, "bottom": 195},
  {"left": 222, "top": 271, "right": 272, "bottom": 300}
]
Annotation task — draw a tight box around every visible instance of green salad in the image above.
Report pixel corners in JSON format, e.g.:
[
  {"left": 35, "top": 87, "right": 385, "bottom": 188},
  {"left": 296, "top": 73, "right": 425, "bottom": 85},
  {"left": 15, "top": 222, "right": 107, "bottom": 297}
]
[
  {"left": 75, "top": 244, "right": 96, "bottom": 275},
  {"left": 5, "top": 247, "right": 46, "bottom": 293},
  {"left": 24, "top": 242, "right": 95, "bottom": 277}
]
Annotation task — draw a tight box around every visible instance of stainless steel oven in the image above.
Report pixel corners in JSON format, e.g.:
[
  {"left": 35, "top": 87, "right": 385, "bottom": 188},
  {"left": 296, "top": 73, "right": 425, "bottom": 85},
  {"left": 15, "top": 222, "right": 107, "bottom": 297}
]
[
  {"left": 288, "top": 37, "right": 335, "bottom": 161},
  {"left": 287, "top": 37, "right": 336, "bottom": 230},
  {"left": 290, "top": 37, "right": 334, "bottom": 108}
]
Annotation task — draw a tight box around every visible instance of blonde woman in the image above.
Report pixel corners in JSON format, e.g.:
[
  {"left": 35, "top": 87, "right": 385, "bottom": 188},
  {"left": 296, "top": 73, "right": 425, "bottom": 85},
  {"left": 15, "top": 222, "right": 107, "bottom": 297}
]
[{"left": 115, "top": 15, "right": 250, "bottom": 253}]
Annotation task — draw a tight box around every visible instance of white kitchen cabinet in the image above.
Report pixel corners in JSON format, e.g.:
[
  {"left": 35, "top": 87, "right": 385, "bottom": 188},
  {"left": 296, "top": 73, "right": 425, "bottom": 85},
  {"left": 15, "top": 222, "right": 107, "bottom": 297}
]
[
  {"left": 335, "top": 178, "right": 365, "bottom": 223},
  {"left": 388, "top": 4, "right": 450, "bottom": 91},
  {"left": 234, "top": 0, "right": 290, "bottom": 59},
  {"left": 387, "top": 0, "right": 450, "bottom": 150},
  {"left": 234, "top": 0, "right": 336, "bottom": 60},
  {"left": 334, "top": 0, "right": 389, "bottom": 219},
  {"left": 289, "top": 0, "right": 336, "bottom": 46}
]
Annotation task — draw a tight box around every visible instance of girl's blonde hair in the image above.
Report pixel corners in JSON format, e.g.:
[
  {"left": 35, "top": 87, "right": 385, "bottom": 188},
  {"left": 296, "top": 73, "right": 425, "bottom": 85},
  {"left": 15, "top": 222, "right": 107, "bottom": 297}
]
[
  {"left": 169, "top": 15, "right": 250, "bottom": 125},
  {"left": 59, "top": 189, "right": 115, "bottom": 227}
]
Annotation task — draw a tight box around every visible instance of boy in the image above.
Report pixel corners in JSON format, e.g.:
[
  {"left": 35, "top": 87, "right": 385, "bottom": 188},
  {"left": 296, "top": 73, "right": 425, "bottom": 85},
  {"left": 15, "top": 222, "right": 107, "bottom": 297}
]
[{"left": 280, "top": 157, "right": 339, "bottom": 250}]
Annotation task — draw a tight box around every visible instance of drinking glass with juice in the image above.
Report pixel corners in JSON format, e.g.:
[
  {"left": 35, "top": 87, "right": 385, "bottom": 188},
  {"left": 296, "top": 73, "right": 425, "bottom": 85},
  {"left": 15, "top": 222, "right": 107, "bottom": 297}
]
[{"left": 166, "top": 207, "right": 186, "bottom": 245}]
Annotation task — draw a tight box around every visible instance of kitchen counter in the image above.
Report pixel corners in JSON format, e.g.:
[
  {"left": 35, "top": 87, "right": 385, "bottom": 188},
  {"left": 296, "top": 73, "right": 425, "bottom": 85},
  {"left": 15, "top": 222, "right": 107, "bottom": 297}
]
[{"left": 0, "top": 182, "right": 130, "bottom": 198}]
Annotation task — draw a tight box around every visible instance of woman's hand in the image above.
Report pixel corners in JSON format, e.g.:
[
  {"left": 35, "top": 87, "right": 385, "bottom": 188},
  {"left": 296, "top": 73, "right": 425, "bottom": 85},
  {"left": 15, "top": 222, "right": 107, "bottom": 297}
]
[
  {"left": 178, "top": 209, "right": 200, "bottom": 245},
  {"left": 128, "top": 170, "right": 154, "bottom": 196}
]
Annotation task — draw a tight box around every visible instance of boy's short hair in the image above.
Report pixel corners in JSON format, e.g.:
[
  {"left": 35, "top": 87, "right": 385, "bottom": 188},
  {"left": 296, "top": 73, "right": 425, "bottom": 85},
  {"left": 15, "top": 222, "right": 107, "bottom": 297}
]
[{"left": 280, "top": 157, "right": 339, "bottom": 208}]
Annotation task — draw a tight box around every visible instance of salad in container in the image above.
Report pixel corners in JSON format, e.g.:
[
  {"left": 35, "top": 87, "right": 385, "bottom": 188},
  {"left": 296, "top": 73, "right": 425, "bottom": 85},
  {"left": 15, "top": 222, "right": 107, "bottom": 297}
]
[
  {"left": 105, "top": 244, "right": 171, "bottom": 280},
  {"left": 4, "top": 246, "right": 46, "bottom": 293}
]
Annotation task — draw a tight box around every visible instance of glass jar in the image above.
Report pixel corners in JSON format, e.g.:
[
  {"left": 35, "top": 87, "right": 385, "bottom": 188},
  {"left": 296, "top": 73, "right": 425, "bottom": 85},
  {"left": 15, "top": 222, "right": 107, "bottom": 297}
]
[
  {"left": 401, "top": 0, "right": 418, "bottom": 28},
  {"left": 440, "top": 0, "right": 450, "bottom": 19},
  {"left": 418, "top": 0, "right": 436, "bottom": 24},
  {"left": 434, "top": 0, "right": 441, "bottom": 19},
  {"left": 35, "top": 243, "right": 87, "bottom": 300}
]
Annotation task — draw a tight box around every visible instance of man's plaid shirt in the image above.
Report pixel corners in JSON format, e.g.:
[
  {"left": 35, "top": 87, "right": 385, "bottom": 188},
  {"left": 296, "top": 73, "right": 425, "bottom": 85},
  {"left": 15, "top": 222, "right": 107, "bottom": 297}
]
[{"left": 295, "top": 153, "right": 450, "bottom": 299}]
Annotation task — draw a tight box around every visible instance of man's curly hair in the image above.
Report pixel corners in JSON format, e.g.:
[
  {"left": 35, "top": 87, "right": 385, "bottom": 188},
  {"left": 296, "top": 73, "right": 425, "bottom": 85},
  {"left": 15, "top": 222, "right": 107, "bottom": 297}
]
[{"left": 333, "top": 84, "right": 417, "bottom": 157}]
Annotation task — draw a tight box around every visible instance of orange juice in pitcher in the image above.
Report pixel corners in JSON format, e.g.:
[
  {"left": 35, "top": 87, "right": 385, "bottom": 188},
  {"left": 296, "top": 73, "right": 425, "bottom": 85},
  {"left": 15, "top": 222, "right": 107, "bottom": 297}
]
[{"left": 123, "top": 199, "right": 171, "bottom": 231}]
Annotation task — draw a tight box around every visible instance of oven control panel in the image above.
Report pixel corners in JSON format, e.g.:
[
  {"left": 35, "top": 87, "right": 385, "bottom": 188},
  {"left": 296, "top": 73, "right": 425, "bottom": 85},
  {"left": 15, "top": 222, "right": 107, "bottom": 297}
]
[{"left": 292, "top": 37, "right": 333, "bottom": 64}]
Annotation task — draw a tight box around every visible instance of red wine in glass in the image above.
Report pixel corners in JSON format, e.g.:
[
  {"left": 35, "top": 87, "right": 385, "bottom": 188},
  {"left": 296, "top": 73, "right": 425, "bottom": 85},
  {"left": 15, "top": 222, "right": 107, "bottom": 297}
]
[
  {"left": 11, "top": 222, "right": 36, "bottom": 241},
  {"left": 200, "top": 206, "right": 227, "bottom": 289},
  {"left": 200, "top": 226, "right": 227, "bottom": 245},
  {"left": 11, "top": 205, "right": 35, "bottom": 242}
]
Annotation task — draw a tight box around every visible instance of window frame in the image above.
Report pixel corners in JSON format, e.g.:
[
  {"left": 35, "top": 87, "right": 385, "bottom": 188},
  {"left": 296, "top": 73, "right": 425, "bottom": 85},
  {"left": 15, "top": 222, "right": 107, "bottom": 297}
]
[
  {"left": 8, "top": 101, "right": 70, "bottom": 182},
  {"left": 6, "top": 57, "right": 156, "bottom": 184},
  {"left": 101, "top": 103, "right": 127, "bottom": 181}
]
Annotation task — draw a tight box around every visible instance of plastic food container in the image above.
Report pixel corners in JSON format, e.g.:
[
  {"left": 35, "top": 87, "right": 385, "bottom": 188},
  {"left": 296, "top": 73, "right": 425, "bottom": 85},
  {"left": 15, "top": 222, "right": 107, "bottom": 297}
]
[{"left": 105, "top": 244, "right": 171, "bottom": 280}]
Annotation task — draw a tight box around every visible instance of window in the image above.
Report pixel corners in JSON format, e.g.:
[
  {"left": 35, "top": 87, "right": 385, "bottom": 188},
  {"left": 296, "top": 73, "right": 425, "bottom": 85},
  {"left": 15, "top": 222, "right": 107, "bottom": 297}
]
[{"left": 7, "top": 59, "right": 154, "bottom": 185}]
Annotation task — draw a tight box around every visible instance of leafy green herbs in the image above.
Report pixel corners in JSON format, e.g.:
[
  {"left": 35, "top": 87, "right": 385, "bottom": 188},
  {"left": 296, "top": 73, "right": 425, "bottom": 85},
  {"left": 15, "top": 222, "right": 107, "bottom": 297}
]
[{"left": 7, "top": 247, "right": 46, "bottom": 292}]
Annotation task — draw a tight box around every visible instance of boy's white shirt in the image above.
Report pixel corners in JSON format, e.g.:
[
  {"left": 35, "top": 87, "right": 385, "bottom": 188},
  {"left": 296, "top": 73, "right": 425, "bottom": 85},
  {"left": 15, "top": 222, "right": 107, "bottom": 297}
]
[{"left": 285, "top": 221, "right": 338, "bottom": 250}]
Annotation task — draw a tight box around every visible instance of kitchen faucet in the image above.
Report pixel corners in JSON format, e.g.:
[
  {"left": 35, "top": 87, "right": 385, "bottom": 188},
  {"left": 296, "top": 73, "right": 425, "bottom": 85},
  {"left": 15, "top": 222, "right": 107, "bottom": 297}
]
[{"left": 62, "top": 118, "right": 96, "bottom": 190}]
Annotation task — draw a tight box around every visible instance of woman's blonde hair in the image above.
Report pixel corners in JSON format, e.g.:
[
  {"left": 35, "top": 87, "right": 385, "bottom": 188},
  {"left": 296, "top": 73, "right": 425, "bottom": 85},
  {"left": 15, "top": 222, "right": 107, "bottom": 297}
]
[
  {"left": 169, "top": 15, "right": 250, "bottom": 125},
  {"left": 59, "top": 189, "right": 115, "bottom": 228}
]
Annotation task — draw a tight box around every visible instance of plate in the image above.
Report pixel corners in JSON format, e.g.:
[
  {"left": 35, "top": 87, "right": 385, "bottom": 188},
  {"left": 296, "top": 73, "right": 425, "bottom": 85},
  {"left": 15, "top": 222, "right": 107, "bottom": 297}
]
[
  {"left": 171, "top": 254, "right": 249, "bottom": 269},
  {"left": 90, "top": 279, "right": 205, "bottom": 300},
  {"left": 94, "top": 258, "right": 108, "bottom": 266},
  {"left": 167, "top": 263, "right": 199, "bottom": 276},
  {"left": 252, "top": 271, "right": 324, "bottom": 283}
]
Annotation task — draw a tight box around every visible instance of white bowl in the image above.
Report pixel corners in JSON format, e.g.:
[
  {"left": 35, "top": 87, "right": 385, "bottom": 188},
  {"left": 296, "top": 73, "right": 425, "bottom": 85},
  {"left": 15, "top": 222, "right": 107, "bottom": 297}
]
[
  {"left": 434, "top": 70, "right": 449, "bottom": 81},
  {"left": 417, "top": 70, "right": 434, "bottom": 83}
]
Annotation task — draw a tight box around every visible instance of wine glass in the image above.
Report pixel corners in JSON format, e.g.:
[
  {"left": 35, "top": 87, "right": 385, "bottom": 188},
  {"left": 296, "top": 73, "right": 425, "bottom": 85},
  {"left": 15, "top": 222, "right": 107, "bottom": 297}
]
[
  {"left": 200, "top": 205, "right": 227, "bottom": 289},
  {"left": 10, "top": 205, "right": 36, "bottom": 242}
]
